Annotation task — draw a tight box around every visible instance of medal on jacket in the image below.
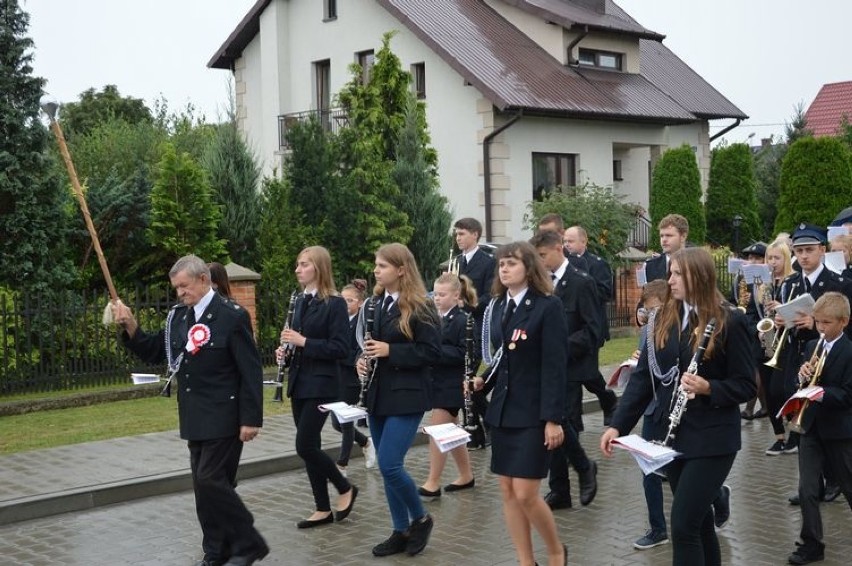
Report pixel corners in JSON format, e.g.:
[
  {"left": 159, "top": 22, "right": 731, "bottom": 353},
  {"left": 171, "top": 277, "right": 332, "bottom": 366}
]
[
  {"left": 186, "top": 323, "right": 211, "bottom": 355},
  {"left": 508, "top": 328, "right": 527, "bottom": 350}
]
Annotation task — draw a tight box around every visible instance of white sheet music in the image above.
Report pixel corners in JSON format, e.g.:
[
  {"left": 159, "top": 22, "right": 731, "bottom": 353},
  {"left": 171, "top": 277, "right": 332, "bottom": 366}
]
[
  {"left": 612, "top": 434, "right": 680, "bottom": 475},
  {"left": 130, "top": 373, "right": 160, "bottom": 385},
  {"left": 828, "top": 226, "right": 849, "bottom": 241},
  {"left": 824, "top": 251, "right": 846, "bottom": 275},
  {"left": 775, "top": 293, "right": 815, "bottom": 328},
  {"left": 318, "top": 402, "right": 369, "bottom": 423},
  {"left": 636, "top": 264, "right": 647, "bottom": 287},
  {"left": 423, "top": 423, "right": 471, "bottom": 453},
  {"left": 742, "top": 264, "right": 772, "bottom": 284},
  {"left": 727, "top": 257, "right": 746, "bottom": 275}
]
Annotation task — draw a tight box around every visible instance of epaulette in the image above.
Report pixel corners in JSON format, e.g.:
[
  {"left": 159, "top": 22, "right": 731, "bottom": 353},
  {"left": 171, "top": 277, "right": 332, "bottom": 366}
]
[
  {"left": 782, "top": 272, "right": 799, "bottom": 283},
  {"left": 169, "top": 303, "right": 184, "bottom": 311}
]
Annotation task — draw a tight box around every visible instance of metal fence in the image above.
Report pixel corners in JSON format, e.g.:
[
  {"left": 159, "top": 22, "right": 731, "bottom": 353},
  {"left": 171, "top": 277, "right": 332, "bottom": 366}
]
[{"left": 1, "top": 253, "right": 736, "bottom": 397}]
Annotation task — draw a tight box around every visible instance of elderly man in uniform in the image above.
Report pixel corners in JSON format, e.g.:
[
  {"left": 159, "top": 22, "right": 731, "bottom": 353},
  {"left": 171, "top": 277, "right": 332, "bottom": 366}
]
[{"left": 113, "top": 255, "right": 268, "bottom": 566}]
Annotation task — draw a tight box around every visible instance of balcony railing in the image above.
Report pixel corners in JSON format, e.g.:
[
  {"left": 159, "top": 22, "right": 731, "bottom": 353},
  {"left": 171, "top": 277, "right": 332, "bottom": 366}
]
[{"left": 277, "top": 108, "right": 349, "bottom": 150}]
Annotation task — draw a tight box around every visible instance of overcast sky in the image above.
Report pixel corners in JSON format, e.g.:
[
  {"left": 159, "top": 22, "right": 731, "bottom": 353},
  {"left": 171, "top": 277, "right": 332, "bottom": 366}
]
[{"left": 26, "top": 0, "right": 850, "bottom": 145}]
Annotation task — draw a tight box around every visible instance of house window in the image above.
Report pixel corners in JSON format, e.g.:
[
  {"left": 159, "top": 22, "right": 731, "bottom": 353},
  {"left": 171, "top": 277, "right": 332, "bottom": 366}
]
[
  {"left": 577, "top": 48, "right": 623, "bottom": 71},
  {"left": 356, "top": 50, "right": 375, "bottom": 84},
  {"left": 532, "top": 153, "right": 576, "bottom": 201},
  {"left": 324, "top": 0, "right": 337, "bottom": 20},
  {"left": 313, "top": 59, "right": 331, "bottom": 129},
  {"left": 613, "top": 159, "right": 623, "bottom": 181},
  {"left": 411, "top": 63, "right": 426, "bottom": 99}
]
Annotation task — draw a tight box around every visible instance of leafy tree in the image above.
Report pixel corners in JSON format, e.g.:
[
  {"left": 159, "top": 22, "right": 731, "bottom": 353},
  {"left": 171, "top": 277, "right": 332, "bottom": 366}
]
[
  {"left": 649, "top": 145, "right": 706, "bottom": 247},
  {"left": 0, "top": 0, "right": 75, "bottom": 294},
  {"left": 146, "top": 143, "right": 228, "bottom": 269},
  {"left": 705, "top": 144, "right": 761, "bottom": 248},
  {"left": 258, "top": 175, "right": 310, "bottom": 294},
  {"left": 393, "top": 94, "right": 451, "bottom": 282},
  {"left": 525, "top": 183, "right": 639, "bottom": 264},
  {"left": 775, "top": 136, "right": 852, "bottom": 233},
  {"left": 203, "top": 109, "right": 261, "bottom": 269},
  {"left": 61, "top": 84, "right": 152, "bottom": 138}
]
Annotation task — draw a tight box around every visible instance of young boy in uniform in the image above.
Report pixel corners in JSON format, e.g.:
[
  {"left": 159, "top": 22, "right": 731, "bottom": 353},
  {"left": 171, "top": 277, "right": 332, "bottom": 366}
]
[{"left": 787, "top": 292, "right": 852, "bottom": 565}]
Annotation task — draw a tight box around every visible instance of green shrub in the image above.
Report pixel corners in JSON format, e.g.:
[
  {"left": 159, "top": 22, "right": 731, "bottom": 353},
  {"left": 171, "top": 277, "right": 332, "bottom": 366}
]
[
  {"left": 649, "top": 145, "right": 706, "bottom": 247},
  {"left": 706, "top": 144, "right": 761, "bottom": 247}
]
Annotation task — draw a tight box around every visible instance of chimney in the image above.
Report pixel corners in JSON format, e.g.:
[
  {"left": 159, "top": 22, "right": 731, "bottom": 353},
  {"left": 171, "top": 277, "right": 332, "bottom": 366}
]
[{"left": 573, "top": 0, "right": 606, "bottom": 14}]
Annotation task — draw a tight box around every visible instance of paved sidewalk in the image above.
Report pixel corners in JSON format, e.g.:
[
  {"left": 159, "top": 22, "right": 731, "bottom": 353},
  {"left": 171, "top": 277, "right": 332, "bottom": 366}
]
[{"left": 1, "top": 383, "right": 851, "bottom": 564}]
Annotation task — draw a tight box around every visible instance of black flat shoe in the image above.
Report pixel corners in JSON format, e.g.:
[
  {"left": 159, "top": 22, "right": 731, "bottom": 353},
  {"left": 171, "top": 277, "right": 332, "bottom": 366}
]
[
  {"left": 335, "top": 485, "right": 358, "bottom": 522},
  {"left": 418, "top": 486, "right": 442, "bottom": 497},
  {"left": 443, "top": 479, "right": 475, "bottom": 492},
  {"left": 296, "top": 513, "right": 333, "bottom": 529}
]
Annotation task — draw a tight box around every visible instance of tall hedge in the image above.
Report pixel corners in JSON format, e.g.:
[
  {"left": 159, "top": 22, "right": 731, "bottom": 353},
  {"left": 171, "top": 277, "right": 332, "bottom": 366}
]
[
  {"left": 705, "top": 143, "right": 761, "bottom": 248},
  {"left": 649, "top": 145, "right": 706, "bottom": 246},
  {"left": 775, "top": 137, "right": 852, "bottom": 233}
]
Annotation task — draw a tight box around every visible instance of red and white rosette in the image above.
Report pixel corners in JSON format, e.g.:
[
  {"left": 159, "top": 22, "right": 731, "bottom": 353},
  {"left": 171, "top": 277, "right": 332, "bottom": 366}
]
[{"left": 186, "top": 323, "right": 211, "bottom": 355}]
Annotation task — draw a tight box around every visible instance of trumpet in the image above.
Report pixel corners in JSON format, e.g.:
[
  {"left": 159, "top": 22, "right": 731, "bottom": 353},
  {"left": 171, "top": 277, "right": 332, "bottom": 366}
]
[
  {"left": 764, "top": 281, "right": 799, "bottom": 370},
  {"left": 788, "top": 333, "right": 827, "bottom": 434},
  {"left": 447, "top": 247, "right": 461, "bottom": 275}
]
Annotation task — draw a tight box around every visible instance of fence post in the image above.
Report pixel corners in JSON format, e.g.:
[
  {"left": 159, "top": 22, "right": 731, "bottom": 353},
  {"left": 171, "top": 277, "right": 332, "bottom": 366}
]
[{"left": 225, "top": 263, "right": 262, "bottom": 336}]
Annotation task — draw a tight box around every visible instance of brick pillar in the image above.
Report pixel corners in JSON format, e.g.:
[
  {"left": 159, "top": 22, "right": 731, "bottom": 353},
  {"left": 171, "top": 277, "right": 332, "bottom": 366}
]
[{"left": 224, "top": 263, "right": 261, "bottom": 336}]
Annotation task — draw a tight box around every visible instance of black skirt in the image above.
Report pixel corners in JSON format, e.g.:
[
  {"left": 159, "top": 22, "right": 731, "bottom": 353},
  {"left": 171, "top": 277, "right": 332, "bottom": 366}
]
[{"left": 490, "top": 424, "right": 551, "bottom": 479}]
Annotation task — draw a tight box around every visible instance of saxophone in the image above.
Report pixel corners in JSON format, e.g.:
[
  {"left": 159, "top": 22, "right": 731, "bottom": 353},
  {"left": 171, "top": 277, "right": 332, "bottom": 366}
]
[
  {"left": 756, "top": 277, "right": 777, "bottom": 358},
  {"left": 659, "top": 317, "right": 717, "bottom": 447},
  {"left": 736, "top": 273, "right": 749, "bottom": 313}
]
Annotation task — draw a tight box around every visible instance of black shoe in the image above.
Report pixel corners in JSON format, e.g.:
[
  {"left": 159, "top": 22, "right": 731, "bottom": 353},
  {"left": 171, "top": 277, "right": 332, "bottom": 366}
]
[
  {"left": 334, "top": 485, "right": 358, "bottom": 522},
  {"left": 372, "top": 531, "right": 409, "bottom": 557},
  {"left": 418, "top": 486, "right": 442, "bottom": 498},
  {"left": 789, "top": 493, "right": 800, "bottom": 506},
  {"left": 195, "top": 558, "right": 224, "bottom": 566},
  {"left": 753, "top": 409, "right": 768, "bottom": 419},
  {"left": 824, "top": 483, "right": 841, "bottom": 502},
  {"left": 741, "top": 410, "right": 755, "bottom": 420},
  {"left": 713, "top": 485, "right": 731, "bottom": 528},
  {"left": 296, "top": 513, "right": 334, "bottom": 529},
  {"left": 444, "top": 478, "right": 475, "bottom": 492},
  {"left": 578, "top": 461, "right": 598, "bottom": 506},
  {"left": 543, "top": 491, "right": 572, "bottom": 510},
  {"left": 788, "top": 543, "right": 825, "bottom": 564},
  {"left": 222, "top": 540, "right": 269, "bottom": 566},
  {"left": 406, "top": 514, "right": 434, "bottom": 556}
]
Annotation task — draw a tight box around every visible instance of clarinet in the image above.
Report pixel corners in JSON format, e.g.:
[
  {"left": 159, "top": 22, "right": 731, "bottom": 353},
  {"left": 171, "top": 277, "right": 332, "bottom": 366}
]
[
  {"left": 272, "top": 290, "right": 298, "bottom": 402},
  {"left": 462, "top": 312, "right": 478, "bottom": 431},
  {"left": 357, "top": 296, "right": 378, "bottom": 408},
  {"left": 659, "top": 317, "right": 717, "bottom": 447}
]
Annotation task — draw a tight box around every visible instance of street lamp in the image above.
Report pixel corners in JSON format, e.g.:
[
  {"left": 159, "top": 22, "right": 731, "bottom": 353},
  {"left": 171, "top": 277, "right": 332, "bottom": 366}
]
[{"left": 732, "top": 214, "right": 743, "bottom": 254}]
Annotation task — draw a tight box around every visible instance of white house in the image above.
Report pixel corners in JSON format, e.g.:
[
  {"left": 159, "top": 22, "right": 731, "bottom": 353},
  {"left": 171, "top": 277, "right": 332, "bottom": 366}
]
[{"left": 209, "top": 0, "right": 746, "bottom": 243}]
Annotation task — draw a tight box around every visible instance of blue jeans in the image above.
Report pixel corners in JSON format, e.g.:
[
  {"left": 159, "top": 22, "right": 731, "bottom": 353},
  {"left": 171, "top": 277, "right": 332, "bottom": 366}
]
[
  {"left": 369, "top": 413, "right": 426, "bottom": 532},
  {"left": 641, "top": 415, "right": 667, "bottom": 534}
]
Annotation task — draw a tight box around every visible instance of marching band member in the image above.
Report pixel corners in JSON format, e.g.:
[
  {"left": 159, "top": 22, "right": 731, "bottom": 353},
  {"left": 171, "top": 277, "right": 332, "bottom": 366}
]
[
  {"left": 356, "top": 243, "right": 441, "bottom": 557},
  {"left": 418, "top": 273, "right": 477, "bottom": 498},
  {"left": 601, "top": 247, "right": 756, "bottom": 566},
  {"left": 475, "top": 241, "right": 568, "bottom": 566},
  {"left": 331, "top": 280, "right": 375, "bottom": 474},
  {"left": 278, "top": 246, "right": 356, "bottom": 529}
]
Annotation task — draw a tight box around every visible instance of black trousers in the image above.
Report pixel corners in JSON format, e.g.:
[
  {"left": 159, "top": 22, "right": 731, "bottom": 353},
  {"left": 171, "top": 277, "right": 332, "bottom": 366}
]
[
  {"left": 292, "top": 397, "right": 351, "bottom": 511},
  {"left": 330, "top": 385, "right": 369, "bottom": 466},
  {"left": 188, "top": 436, "right": 265, "bottom": 560},
  {"left": 582, "top": 373, "right": 618, "bottom": 413},
  {"left": 547, "top": 419, "right": 591, "bottom": 497},
  {"left": 667, "top": 454, "right": 736, "bottom": 566},
  {"left": 798, "top": 434, "right": 852, "bottom": 549}
]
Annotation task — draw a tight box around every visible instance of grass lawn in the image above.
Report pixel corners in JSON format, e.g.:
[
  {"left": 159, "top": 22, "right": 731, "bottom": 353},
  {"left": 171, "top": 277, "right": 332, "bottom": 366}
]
[
  {"left": 0, "top": 387, "right": 291, "bottom": 455},
  {"left": 0, "top": 337, "right": 638, "bottom": 455}
]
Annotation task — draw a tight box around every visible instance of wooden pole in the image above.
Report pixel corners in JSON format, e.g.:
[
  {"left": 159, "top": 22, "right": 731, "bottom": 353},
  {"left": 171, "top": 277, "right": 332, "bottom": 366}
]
[{"left": 45, "top": 113, "right": 119, "bottom": 302}]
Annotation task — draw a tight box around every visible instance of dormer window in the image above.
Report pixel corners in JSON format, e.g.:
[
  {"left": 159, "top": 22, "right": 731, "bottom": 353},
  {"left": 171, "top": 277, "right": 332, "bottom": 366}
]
[{"left": 578, "top": 48, "right": 623, "bottom": 71}]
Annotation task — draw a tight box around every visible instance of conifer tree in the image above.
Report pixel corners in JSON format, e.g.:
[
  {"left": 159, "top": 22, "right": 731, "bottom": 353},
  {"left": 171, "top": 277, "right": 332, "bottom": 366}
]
[
  {"left": 146, "top": 143, "right": 228, "bottom": 268},
  {"left": 649, "top": 145, "right": 706, "bottom": 246},
  {"left": 706, "top": 144, "right": 761, "bottom": 247},
  {"left": 0, "top": 0, "right": 74, "bottom": 294}
]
